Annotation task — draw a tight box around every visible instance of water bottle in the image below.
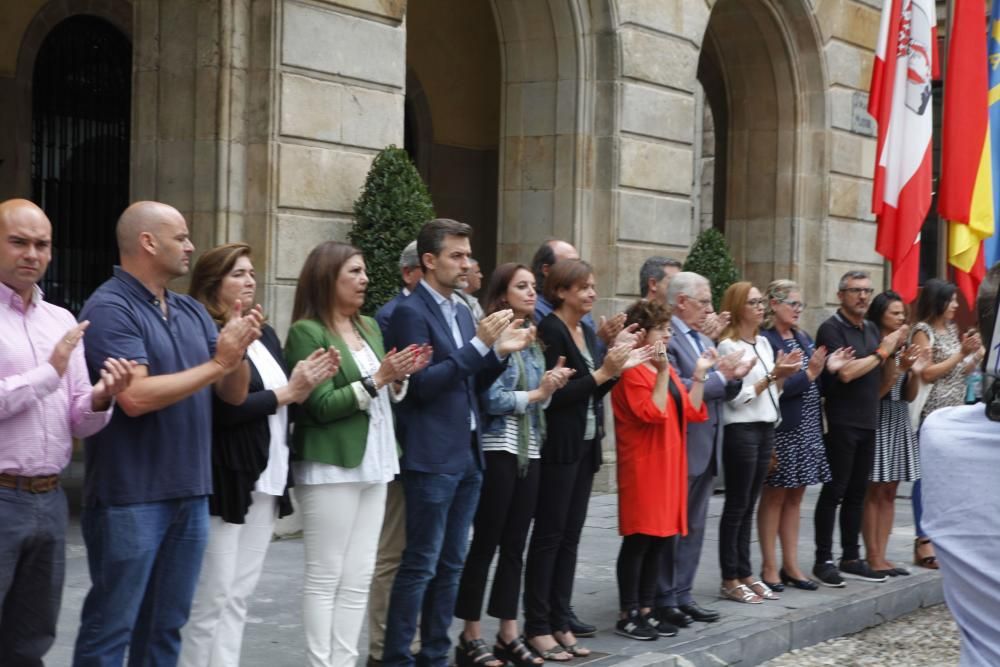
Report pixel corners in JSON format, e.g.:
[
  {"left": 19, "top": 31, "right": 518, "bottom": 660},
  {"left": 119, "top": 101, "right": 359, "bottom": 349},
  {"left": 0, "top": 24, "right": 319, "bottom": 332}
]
[{"left": 966, "top": 365, "right": 983, "bottom": 404}]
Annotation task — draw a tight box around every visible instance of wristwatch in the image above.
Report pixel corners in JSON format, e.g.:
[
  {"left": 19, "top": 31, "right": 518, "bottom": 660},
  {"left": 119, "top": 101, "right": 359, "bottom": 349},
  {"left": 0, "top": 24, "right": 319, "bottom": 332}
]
[{"left": 360, "top": 375, "right": 378, "bottom": 398}]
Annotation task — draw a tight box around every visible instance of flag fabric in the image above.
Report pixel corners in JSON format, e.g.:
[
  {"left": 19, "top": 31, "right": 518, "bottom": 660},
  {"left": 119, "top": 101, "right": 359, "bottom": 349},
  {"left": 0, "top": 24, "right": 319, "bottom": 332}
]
[
  {"left": 940, "top": 0, "right": 993, "bottom": 307},
  {"left": 870, "top": 0, "right": 936, "bottom": 303},
  {"left": 985, "top": 0, "right": 1000, "bottom": 270}
]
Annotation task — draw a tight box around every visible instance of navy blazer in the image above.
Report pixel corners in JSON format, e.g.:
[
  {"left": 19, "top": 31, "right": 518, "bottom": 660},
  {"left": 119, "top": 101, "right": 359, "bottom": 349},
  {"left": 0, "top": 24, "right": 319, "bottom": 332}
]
[
  {"left": 760, "top": 327, "right": 816, "bottom": 432},
  {"left": 387, "top": 283, "right": 506, "bottom": 474},
  {"left": 667, "top": 316, "right": 741, "bottom": 477}
]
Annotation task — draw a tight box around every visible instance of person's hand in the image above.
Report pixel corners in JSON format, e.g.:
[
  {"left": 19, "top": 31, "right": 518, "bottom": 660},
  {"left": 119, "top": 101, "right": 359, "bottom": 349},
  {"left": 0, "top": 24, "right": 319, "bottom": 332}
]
[
  {"left": 476, "top": 309, "right": 514, "bottom": 348},
  {"left": 614, "top": 323, "right": 642, "bottom": 348},
  {"left": 214, "top": 301, "right": 263, "bottom": 371},
  {"left": 826, "top": 346, "right": 855, "bottom": 373},
  {"left": 694, "top": 348, "right": 718, "bottom": 377},
  {"left": 773, "top": 349, "right": 803, "bottom": 379},
  {"left": 375, "top": 344, "right": 426, "bottom": 387},
  {"left": 91, "top": 357, "right": 137, "bottom": 407},
  {"left": 539, "top": 356, "right": 575, "bottom": 396},
  {"left": 597, "top": 312, "right": 627, "bottom": 346},
  {"left": 899, "top": 343, "right": 922, "bottom": 371},
  {"left": 286, "top": 348, "right": 340, "bottom": 403},
  {"left": 50, "top": 321, "right": 90, "bottom": 377},
  {"left": 651, "top": 340, "right": 670, "bottom": 372},
  {"left": 960, "top": 330, "right": 982, "bottom": 356},
  {"left": 879, "top": 324, "right": 909, "bottom": 356},
  {"left": 910, "top": 345, "right": 932, "bottom": 374},
  {"left": 702, "top": 311, "right": 730, "bottom": 340},
  {"left": 715, "top": 349, "right": 743, "bottom": 380},
  {"left": 600, "top": 342, "right": 632, "bottom": 376},
  {"left": 807, "top": 345, "right": 828, "bottom": 377},
  {"left": 496, "top": 321, "right": 536, "bottom": 356},
  {"left": 623, "top": 345, "right": 655, "bottom": 370}
]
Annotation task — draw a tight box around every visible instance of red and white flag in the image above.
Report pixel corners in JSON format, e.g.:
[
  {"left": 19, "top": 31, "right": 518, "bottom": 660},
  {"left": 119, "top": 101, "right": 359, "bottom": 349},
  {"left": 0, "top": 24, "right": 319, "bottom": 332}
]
[{"left": 870, "top": 0, "right": 937, "bottom": 302}]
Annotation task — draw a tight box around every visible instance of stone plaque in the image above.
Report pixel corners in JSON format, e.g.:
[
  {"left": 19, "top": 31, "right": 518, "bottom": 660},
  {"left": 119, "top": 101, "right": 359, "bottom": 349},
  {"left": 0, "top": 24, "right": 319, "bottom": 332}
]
[{"left": 852, "top": 91, "right": 876, "bottom": 137}]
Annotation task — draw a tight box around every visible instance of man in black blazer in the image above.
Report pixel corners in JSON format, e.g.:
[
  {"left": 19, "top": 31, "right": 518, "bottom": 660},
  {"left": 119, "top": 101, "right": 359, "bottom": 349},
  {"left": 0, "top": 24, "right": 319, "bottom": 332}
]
[
  {"left": 383, "top": 219, "right": 534, "bottom": 667},
  {"left": 656, "top": 272, "right": 748, "bottom": 628}
]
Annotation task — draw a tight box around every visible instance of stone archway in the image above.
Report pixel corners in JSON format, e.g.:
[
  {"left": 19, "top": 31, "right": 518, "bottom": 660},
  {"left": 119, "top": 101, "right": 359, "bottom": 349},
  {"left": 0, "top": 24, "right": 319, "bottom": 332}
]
[{"left": 697, "top": 0, "right": 828, "bottom": 308}]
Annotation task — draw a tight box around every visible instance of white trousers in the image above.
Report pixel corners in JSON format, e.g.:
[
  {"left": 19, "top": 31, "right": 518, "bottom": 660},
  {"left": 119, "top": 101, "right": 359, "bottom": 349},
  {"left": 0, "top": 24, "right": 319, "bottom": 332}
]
[
  {"left": 178, "top": 492, "right": 277, "bottom": 667},
  {"left": 300, "top": 481, "right": 387, "bottom": 667}
]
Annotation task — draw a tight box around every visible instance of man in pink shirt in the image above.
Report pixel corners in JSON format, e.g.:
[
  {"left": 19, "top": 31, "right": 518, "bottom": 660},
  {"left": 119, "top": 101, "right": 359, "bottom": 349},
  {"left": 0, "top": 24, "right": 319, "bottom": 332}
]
[{"left": 0, "top": 199, "right": 133, "bottom": 666}]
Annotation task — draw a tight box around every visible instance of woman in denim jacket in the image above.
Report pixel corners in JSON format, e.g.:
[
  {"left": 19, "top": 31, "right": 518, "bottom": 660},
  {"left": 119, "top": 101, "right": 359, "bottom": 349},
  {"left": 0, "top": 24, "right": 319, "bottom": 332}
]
[{"left": 454, "top": 263, "right": 573, "bottom": 667}]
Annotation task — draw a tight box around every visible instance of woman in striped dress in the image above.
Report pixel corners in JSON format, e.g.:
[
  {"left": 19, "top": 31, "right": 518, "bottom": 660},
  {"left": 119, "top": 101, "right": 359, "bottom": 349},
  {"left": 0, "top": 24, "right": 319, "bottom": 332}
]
[
  {"left": 453, "top": 263, "right": 574, "bottom": 667},
  {"left": 862, "top": 291, "right": 927, "bottom": 577}
]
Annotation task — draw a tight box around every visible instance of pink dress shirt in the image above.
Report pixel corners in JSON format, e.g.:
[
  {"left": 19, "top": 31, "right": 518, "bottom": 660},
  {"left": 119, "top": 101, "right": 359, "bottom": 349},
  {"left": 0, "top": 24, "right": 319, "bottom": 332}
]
[{"left": 0, "top": 282, "right": 112, "bottom": 476}]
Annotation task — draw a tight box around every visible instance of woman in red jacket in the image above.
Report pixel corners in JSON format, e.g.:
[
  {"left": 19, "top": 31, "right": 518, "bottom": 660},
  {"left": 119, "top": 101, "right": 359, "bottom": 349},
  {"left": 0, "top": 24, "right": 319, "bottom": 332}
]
[{"left": 612, "top": 300, "right": 713, "bottom": 641}]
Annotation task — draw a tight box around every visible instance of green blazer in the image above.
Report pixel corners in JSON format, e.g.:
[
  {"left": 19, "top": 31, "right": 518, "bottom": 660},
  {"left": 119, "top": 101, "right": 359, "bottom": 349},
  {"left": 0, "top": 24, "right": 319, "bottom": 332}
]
[{"left": 284, "top": 316, "right": 386, "bottom": 468}]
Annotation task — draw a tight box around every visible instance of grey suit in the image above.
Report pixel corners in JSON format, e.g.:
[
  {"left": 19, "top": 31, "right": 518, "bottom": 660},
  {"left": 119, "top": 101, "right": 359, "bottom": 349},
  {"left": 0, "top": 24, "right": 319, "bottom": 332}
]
[{"left": 656, "top": 316, "right": 740, "bottom": 607}]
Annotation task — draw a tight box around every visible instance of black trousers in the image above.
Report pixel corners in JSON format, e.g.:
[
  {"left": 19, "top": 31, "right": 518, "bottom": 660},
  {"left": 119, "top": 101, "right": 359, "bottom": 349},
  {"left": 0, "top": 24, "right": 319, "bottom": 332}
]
[
  {"left": 455, "top": 452, "right": 541, "bottom": 621},
  {"left": 523, "top": 440, "right": 597, "bottom": 638},
  {"left": 718, "top": 422, "right": 774, "bottom": 580},
  {"left": 813, "top": 425, "right": 875, "bottom": 563},
  {"left": 616, "top": 534, "right": 672, "bottom": 611}
]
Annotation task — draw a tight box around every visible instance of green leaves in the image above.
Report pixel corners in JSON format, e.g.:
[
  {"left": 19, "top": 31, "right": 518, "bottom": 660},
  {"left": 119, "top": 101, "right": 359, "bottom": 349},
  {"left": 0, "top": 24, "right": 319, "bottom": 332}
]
[
  {"left": 683, "top": 228, "right": 740, "bottom": 311},
  {"left": 349, "top": 146, "right": 435, "bottom": 315}
]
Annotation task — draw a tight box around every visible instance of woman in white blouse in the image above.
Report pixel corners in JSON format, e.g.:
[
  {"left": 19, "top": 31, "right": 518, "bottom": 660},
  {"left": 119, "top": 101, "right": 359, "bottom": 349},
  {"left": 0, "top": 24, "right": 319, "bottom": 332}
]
[
  {"left": 285, "top": 242, "right": 429, "bottom": 667},
  {"left": 715, "top": 282, "right": 801, "bottom": 604}
]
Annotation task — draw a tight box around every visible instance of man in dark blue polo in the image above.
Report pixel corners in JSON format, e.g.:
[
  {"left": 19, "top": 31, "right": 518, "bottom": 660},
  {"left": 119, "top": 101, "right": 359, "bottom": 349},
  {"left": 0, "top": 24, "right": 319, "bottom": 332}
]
[
  {"left": 72, "top": 201, "right": 263, "bottom": 666},
  {"left": 383, "top": 218, "right": 534, "bottom": 667}
]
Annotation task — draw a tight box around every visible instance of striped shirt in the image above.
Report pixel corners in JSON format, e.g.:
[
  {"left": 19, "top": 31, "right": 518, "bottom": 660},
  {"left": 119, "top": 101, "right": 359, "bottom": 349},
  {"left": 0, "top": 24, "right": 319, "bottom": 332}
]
[
  {"left": 0, "top": 282, "right": 112, "bottom": 476},
  {"left": 481, "top": 413, "right": 540, "bottom": 458}
]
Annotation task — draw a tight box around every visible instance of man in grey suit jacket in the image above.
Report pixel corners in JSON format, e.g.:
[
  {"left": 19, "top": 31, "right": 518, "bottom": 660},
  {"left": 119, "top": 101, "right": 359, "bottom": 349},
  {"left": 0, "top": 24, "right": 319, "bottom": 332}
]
[{"left": 655, "top": 272, "right": 748, "bottom": 629}]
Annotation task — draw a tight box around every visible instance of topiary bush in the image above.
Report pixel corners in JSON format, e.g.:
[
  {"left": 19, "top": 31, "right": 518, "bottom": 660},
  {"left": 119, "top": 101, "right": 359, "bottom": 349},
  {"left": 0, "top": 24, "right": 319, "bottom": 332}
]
[
  {"left": 683, "top": 228, "right": 740, "bottom": 310},
  {"left": 350, "top": 146, "right": 435, "bottom": 315}
]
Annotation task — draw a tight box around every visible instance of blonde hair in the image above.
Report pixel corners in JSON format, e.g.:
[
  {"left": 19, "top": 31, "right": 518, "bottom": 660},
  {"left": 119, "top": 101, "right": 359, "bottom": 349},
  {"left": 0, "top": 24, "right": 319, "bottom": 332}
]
[{"left": 763, "top": 279, "right": 800, "bottom": 330}]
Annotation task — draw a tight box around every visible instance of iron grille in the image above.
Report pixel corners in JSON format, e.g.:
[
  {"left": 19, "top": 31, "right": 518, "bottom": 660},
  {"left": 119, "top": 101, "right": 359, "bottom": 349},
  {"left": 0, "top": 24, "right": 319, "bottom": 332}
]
[{"left": 31, "top": 15, "right": 131, "bottom": 314}]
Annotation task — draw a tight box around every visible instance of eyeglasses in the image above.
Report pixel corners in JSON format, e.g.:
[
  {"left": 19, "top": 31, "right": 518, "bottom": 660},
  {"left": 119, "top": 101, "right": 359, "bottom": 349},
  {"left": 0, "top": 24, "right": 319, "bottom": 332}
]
[
  {"left": 747, "top": 298, "right": 766, "bottom": 308},
  {"left": 780, "top": 300, "right": 806, "bottom": 310},
  {"left": 842, "top": 287, "right": 874, "bottom": 296}
]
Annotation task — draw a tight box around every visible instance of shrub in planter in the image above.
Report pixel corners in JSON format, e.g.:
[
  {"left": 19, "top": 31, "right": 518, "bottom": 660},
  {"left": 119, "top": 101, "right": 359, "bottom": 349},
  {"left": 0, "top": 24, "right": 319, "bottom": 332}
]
[
  {"left": 683, "top": 228, "right": 740, "bottom": 311},
  {"left": 349, "top": 146, "right": 435, "bottom": 315}
]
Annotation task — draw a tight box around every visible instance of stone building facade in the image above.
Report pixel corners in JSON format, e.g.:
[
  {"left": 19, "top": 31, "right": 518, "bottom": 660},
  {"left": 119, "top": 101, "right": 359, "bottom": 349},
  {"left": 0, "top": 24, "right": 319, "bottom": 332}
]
[{"left": 1, "top": 0, "right": 901, "bottom": 336}]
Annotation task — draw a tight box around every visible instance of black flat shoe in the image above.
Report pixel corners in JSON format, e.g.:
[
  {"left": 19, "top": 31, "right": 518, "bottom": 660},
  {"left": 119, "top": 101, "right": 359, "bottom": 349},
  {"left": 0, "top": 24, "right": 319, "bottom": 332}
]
[
  {"left": 760, "top": 573, "right": 785, "bottom": 592},
  {"left": 678, "top": 602, "right": 720, "bottom": 622},
  {"left": 655, "top": 606, "right": 693, "bottom": 628},
  {"left": 893, "top": 566, "right": 911, "bottom": 576},
  {"left": 567, "top": 607, "right": 596, "bottom": 637},
  {"left": 780, "top": 568, "right": 819, "bottom": 591}
]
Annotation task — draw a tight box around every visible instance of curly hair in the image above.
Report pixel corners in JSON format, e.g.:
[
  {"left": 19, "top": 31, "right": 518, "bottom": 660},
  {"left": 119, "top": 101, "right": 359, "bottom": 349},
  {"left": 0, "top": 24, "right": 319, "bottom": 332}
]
[{"left": 624, "top": 299, "right": 672, "bottom": 334}]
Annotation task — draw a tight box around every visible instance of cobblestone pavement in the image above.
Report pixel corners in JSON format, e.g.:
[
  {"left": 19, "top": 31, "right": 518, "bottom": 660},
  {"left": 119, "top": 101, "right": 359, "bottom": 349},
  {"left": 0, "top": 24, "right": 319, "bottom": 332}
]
[{"left": 762, "top": 603, "right": 960, "bottom": 666}]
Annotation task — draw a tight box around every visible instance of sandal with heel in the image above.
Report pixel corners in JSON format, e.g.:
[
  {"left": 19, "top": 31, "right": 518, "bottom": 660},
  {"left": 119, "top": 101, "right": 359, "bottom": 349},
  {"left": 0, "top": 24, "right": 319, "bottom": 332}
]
[
  {"left": 456, "top": 634, "right": 506, "bottom": 667},
  {"left": 495, "top": 635, "right": 542, "bottom": 667},
  {"left": 914, "top": 537, "right": 939, "bottom": 570}
]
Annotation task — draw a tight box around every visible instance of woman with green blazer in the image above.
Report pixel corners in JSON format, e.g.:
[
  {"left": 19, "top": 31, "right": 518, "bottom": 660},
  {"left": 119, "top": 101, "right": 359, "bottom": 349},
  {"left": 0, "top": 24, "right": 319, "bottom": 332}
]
[{"left": 285, "top": 241, "right": 428, "bottom": 667}]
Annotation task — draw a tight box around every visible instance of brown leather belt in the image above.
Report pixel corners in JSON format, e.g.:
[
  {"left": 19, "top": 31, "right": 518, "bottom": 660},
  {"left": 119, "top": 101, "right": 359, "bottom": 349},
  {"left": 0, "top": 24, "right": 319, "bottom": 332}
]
[{"left": 0, "top": 473, "right": 60, "bottom": 494}]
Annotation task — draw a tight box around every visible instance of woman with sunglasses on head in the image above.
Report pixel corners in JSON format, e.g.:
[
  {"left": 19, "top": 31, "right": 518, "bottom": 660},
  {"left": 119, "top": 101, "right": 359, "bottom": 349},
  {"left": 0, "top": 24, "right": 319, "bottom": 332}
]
[
  {"left": 180, "top": 243, "right": 340, "bottom": 667},
  {"left": 453, "top": 263, "right": 574, "bottom": 667},
  {"left": 757, "top": 281, "right": 852, "bottom": 593},
  {"left": 715, "top": 282, "right": 802, "bottom": 604},
  {"left": 909, "top": 279, "right": 984, "bottom": 570},
  {"left": 862, "top": 290, "right": 929, "bottom": 578},
  {"left": 611, "top": 299, "right": 712, "bottom": 641}
]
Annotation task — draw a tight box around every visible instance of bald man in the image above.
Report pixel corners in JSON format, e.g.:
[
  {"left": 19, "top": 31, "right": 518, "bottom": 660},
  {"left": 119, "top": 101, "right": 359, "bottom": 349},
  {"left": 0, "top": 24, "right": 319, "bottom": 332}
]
[
  {"left": 0, "top": 199, "right": 133, "bottom": 665},
  {"left": 72, "top": 202, "right": 263, "bottom": 666}
]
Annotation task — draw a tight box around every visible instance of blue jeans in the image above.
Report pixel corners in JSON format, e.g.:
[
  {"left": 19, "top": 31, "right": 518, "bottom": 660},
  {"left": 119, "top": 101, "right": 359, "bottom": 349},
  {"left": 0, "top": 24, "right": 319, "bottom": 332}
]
[
  {"left": 912, "top": 478, "right": 926, "bottom": 537},
  {"left": 383, "top": 448, "right": 483, "bottom": 667},
  {"left": 73, "top": 496, "right": 209, "bottom": 667},
  {"left": 0, "top": 486, "right": 68, "bottom": 666}
]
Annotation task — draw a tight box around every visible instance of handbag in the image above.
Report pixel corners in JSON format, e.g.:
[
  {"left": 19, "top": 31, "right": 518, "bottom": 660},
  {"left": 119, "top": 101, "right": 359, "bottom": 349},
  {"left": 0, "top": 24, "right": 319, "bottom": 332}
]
[{"left": 908, "top": 327, "right": 934, "bottom": 433}]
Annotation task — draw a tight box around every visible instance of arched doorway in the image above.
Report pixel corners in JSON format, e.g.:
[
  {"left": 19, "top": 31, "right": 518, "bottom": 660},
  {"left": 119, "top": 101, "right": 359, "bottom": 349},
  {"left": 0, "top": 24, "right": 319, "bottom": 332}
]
[
  {"left": 30, "top": 14, "right": 131, "bottom": 312},
  {"left": 697, "top": 0, "right": 827, "bottom": 306}
]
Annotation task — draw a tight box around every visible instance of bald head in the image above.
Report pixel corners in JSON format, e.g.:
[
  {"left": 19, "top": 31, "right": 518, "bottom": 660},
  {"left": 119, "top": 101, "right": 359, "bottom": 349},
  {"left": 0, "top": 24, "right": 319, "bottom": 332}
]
[
  {"left": 0, "top": 199, "right": 53, "bottom": 301},
  {"left": 116, "top": 201, "right": 195, "bottom": 281}
]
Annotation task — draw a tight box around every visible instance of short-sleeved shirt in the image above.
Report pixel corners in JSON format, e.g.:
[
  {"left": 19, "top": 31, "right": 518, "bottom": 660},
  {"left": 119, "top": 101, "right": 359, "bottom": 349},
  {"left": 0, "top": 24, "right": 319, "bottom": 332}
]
[
  {"left": 815, "top": 310, "right": 882, "bottom": 430},
  {"left": 79, "top": 266, "right": 218, "bottom": 506}
]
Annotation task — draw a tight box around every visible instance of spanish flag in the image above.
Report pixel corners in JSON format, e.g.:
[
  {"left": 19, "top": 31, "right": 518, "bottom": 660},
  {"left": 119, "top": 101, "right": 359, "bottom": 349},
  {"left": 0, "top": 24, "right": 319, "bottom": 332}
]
[{"left": 939, "top": 0, "right": 994, "bottom": 307}]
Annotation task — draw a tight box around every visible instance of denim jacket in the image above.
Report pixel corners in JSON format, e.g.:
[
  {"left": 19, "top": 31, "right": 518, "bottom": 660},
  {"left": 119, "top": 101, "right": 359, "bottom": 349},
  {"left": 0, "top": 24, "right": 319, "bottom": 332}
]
[{"left": 480, "top": 345, "right": 547, "bottom": 440}]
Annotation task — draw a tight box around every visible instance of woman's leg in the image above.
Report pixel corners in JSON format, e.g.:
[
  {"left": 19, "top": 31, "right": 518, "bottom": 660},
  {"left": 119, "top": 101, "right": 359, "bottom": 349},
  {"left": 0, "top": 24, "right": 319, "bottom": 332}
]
[
  {"left": 862, "top": 484, "right": 881, "bottom": 567},
  {"left": 866, "top": 482, "right": 898, "bottom": 571},
  {"left": 757, "top": 486, "right": 786, "bottom": 583},
  {"left": 719, "top": 424, "right": 760, "bottom": 587},
  {"left": 737, "top": 426, "right": 773, "bottom": 583},
  {"left": 211, "top": 493, "right": 277, "bottom": 666},
  {"left": 616, "top": 534, "right": 649, "bottom": 614},
  {"left": 637, "top": 537, "right": 668, "bottom": 614},
  {"left": 778, "top": 486, "right": 808, "bottom": 579}
]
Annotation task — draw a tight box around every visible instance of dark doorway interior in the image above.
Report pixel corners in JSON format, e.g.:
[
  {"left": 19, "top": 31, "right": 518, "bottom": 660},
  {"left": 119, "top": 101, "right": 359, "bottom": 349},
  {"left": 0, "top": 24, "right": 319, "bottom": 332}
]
[{"left": 31, "top": 15, "right": 131, "bottom": 313}]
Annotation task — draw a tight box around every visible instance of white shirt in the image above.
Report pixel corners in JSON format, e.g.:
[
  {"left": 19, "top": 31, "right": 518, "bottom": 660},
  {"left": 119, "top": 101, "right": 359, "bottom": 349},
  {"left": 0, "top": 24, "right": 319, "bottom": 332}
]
[
  {"left": 294, "top": 341, "right": 401, "bottom": 485},
  {"left": 921, "top": 404, "right": 1000, "bottom": 667},
  {"left": 246, "top": 340, "right": 290, "bottom": 496},
  {"left": 717, "top": 336, "right": 781, "bottom": 425}
]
